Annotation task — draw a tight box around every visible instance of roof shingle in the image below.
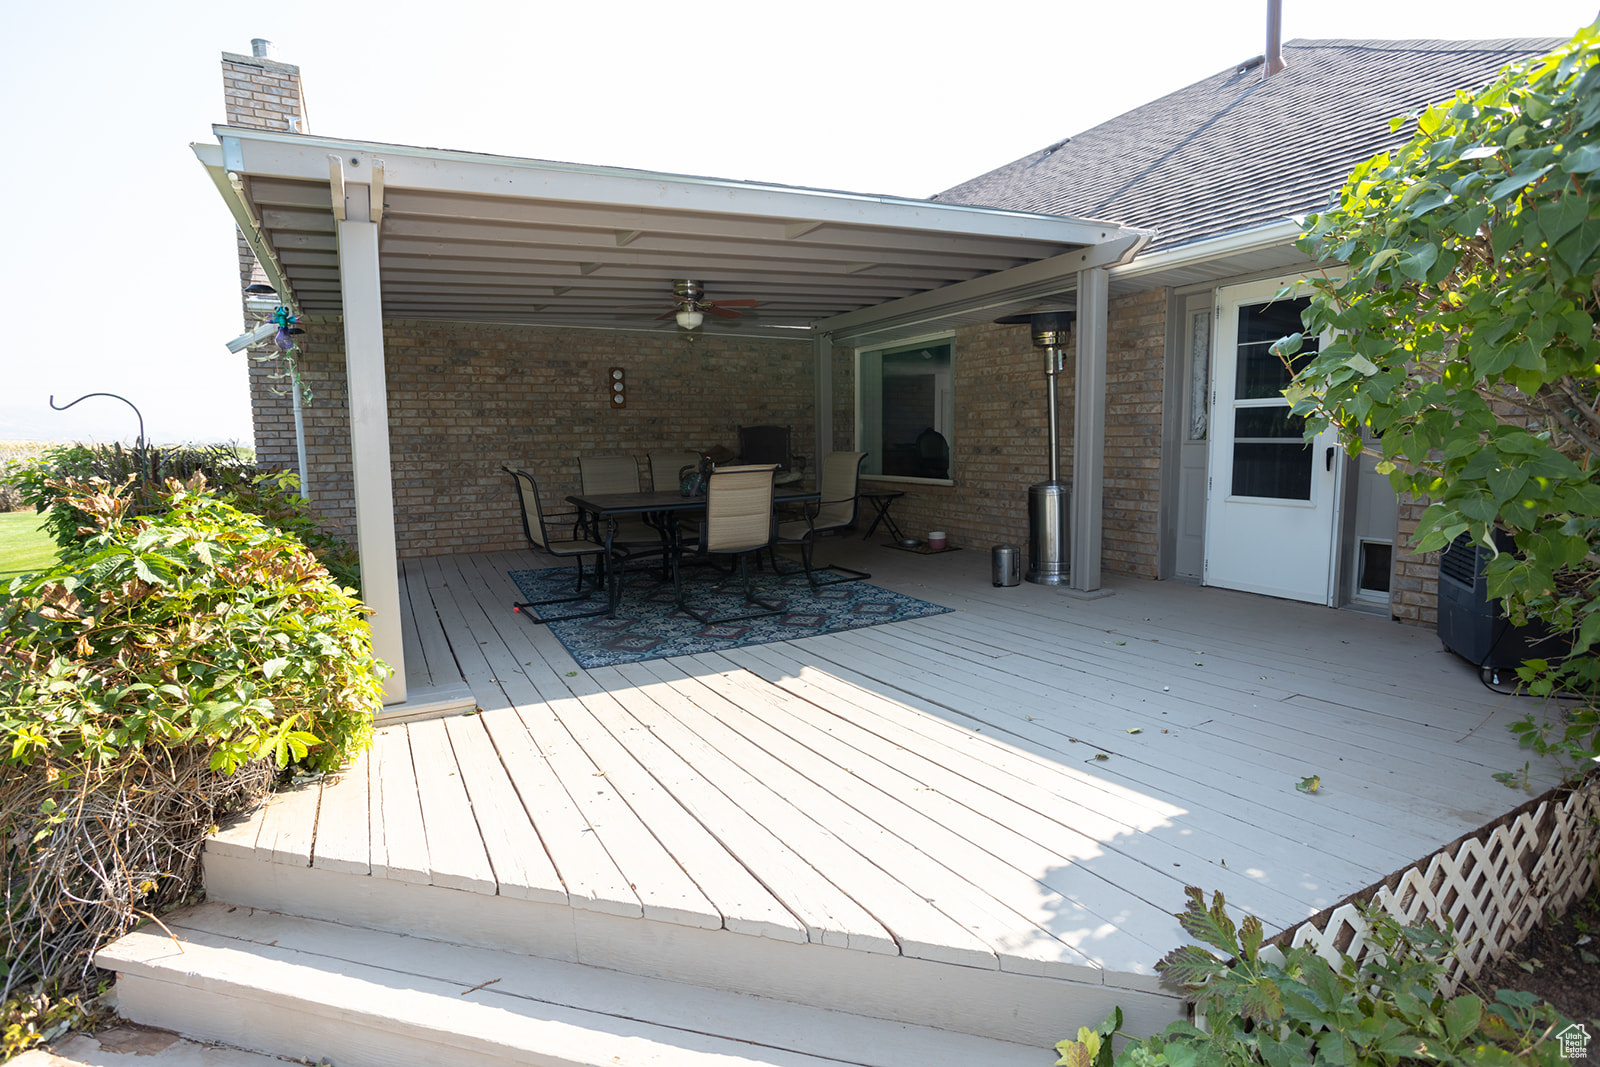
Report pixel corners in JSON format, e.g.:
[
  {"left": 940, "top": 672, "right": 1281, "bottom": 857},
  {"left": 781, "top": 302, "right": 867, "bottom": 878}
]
[{"left": 933, "top": 38, "right": 1565, "bottom": 251}]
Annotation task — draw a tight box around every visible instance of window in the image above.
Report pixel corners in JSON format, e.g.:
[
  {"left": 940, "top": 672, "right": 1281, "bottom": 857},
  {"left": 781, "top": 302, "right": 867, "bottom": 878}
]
[
  {"left": 1228, "top": 296, "right": 1318, "bottom": 500},
  {"left": 857, "top": 338, "right": 954, "bottom": 481}
]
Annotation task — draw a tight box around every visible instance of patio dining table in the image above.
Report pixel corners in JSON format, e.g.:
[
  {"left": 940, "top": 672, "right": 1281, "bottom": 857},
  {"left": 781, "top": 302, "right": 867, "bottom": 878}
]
[{"left": 568, "top": 485, "right": 819, "bottom": 616}]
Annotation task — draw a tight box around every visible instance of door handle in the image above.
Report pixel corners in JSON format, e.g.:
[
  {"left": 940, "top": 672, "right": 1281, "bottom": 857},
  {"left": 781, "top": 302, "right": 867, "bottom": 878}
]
[{"left": 1325, "top": 446, "right": 1335, "bottom": 472}]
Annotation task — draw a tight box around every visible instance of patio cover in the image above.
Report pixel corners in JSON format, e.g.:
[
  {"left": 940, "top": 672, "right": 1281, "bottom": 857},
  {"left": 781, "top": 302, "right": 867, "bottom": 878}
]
[{"left": 193, "top": 126, "right": 1150, "bottom": 706}]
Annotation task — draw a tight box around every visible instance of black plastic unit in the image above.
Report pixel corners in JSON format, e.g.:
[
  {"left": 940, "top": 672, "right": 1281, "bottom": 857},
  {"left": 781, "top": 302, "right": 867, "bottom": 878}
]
[{"left": 1436, "top": 530, "right": 1566, "bottom": 669}]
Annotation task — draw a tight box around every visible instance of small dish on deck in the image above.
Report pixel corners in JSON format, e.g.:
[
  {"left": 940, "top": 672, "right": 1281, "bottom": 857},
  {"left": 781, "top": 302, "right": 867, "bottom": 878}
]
[{"left": 898, "top": 538, "right": 923, "bottom": 548}]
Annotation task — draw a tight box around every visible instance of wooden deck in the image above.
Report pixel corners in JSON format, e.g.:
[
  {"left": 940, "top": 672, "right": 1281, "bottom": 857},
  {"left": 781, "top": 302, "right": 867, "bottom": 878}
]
[{"left": 194, "top": 538, "right": 1561, "bottom": 1048}]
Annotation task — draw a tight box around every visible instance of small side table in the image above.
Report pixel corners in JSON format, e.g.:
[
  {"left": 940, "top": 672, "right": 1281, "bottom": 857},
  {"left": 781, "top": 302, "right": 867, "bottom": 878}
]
[{"left": 859, "top": 490, "right": 906, "bottom": 541}]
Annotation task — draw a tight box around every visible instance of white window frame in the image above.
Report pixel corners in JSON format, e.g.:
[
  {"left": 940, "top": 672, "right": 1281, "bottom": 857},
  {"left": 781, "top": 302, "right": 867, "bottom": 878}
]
[{"left": 855, "top": 332, "right": 956, "bottom": 486}]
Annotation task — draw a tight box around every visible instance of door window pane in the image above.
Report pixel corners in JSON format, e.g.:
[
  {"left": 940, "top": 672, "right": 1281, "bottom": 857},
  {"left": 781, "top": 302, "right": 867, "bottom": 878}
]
[
  {"left": 1234, "top": 406, "right": 1306, "bottom": 439},
  {"left": 1234, "top": 298, "right": 1317, "bottom": 399},
  {"left": 1188, "top": 309, "right": 1210, "bottom": 441},
  {"left": 1232, "top": 443, "right": 1313, "bottom": 499},
  {"left": 1230, "top": 296, "right": 1315, "bottom": 500}
]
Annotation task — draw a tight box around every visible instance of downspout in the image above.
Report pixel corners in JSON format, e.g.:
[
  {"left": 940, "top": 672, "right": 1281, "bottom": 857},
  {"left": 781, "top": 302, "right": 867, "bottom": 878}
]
[
  {"left": 230, "top": 172, "right": 311, "bottom": 499},
  {"left": 289, "top": 361, "right": 311, "bottom": 501}
]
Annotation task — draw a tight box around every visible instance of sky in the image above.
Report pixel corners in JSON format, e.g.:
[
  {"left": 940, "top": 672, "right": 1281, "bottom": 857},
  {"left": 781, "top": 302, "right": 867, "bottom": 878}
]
[{"left": 1, "top": 0, "right": 1594, "bottom": 445}]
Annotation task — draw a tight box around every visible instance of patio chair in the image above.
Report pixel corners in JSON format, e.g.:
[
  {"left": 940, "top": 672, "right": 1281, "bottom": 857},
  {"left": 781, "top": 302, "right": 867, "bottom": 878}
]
[
  {"left": 916, "top": 427, "right": 950, "bottom": 479},
  {"left": 503, "top": 467, "right": 613, "bottom": 624},
  {"left": 736, "top": 425, "right": 805, "bottom": 487},
  {"left": 578, "top": 454, "right": 663, "bottom": 553},
  {"left": 773, "top": 451, "right": 871, "bottom": 591},
  {"left": 648, "top": 450, "right": 704, "bottom": 493},
  {"left": 673, "top": 464, "right": 784, "bottom": 625}
]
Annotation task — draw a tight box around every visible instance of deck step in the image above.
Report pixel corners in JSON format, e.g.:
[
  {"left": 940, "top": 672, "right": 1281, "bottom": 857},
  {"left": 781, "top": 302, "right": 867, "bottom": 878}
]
[{"left": 97, "top": 903, "right": 1054, "bottom": 1067}]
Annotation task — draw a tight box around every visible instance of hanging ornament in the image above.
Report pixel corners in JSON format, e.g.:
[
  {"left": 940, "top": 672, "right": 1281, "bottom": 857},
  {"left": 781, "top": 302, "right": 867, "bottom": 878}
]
[{"left": 272, "top": 306, "right": 303, "bottom": 351}]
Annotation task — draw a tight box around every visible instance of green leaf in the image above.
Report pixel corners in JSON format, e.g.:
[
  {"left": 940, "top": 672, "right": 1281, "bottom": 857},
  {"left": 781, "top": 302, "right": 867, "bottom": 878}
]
[
  {"left": 1560, "top": 142, "right": 1600, "bottom": 173},
  {"left": 1238, "top": 914, "right": 1264, "bottom": 961},
  {"left": 261, "top": 656, "right": 290, "bottom": 680},
  {"left": 1259, "top": 1033, "right": 1314, "bottom": 1067},
  {"left": 1238, "top": 976, "right": 1286, "bottom": 1024},
  {"left": 1553, "top": 215, "right": 1600, "bottom": 276},
  {"left": 1055, "top": 1028, "right": 1101, "bottom": 1067},
  {"left": 1396, "top": 242, "right": 1439, "bottom": 281},
  {"left": 1156, "top": 943, "right": 1224, "bottom": 989},
  {"left": 1487, "top": 163, "right": 1555, "bottom": 201},
  {"left": 1162, "top": 1042, "right": 1199, "bottom": 1067},
  {"left": 1442, "top": 993, "right": 1483, "bottom": 1043},
  {"left": 1486, "top": 465, "right": 1529, "bottom": 504},
  {"left": 1172, "top": 888, "right": 1241, "bottom": 957}
]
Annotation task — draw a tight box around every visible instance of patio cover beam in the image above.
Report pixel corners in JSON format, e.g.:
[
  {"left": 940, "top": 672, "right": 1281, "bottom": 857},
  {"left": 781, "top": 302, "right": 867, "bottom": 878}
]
[
  {"left": 336, "top": 178, "right": 406, "bottom": 705},
  {"left": 812, "top": 232, "right": 1149, "bottom": 347},
  {"left": 205, "top": 127, "right": 1124, "bottom": 248}
]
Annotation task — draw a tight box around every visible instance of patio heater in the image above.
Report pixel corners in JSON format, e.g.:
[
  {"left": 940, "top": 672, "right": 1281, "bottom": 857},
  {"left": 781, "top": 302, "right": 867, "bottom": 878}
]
[{"left": 998, "top": 311, "right": 1076, "bottom": 585}]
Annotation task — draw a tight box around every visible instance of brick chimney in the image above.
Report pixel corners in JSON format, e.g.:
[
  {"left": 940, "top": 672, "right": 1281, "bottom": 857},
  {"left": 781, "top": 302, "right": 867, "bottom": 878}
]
[
  {"left": 222, "top": 39, "right": 310, "bottom": 478},
  {"left": 222, "top": 39, "right": 310, "bottom": 133}
]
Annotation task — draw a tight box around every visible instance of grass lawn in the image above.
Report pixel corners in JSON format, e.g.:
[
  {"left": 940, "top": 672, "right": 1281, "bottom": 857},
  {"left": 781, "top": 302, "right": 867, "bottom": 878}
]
[{"left": 0, "top": 510, "right": 58, "bottom": 583}]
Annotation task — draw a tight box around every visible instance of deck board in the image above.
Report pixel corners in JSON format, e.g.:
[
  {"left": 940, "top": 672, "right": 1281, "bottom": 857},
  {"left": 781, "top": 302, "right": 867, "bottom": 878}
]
[
  {"left": 626, "top": 656, "right": 999, "bottom": 967},
  {"left": 685, "top": 652, "right": 1177, "bottom": 976},
  {"left": 311, "top": 750, "right": 371, "bottom": 875},
  {"left": 800, "top": 627, "right": 1450, "bottom": 861},
  {"left": 853, "top": 621, "right": 1515, "bottom": 818},
  {"left": 597, "top": 663, "right": 898, "bottom": 951},
  {"left": 262, "top": 542, "right": 1566, "bottom": 997},
  {"left": 409, "top": 716, "right": 498, "bottom": 893},
  {"left": 371, "top": 724, "right": 431, "bottom": 884},
  {"left": 719, "top": 642, "right": 1318, "bottom": 925},
  {"left": 429, "top": 555, "right": 721, "bottom": 927},
  {"left": 254, "top": 777, "right": 319, "bottom": 868},
  {"left": 441, "top": 713, "right": 567, "bottom": 903}
]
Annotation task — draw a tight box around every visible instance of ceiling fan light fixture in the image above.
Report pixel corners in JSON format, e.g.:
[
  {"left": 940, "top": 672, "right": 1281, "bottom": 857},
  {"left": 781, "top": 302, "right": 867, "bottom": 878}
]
[{"left": 675, "top": 308, "right": 704, "bottom": 331}]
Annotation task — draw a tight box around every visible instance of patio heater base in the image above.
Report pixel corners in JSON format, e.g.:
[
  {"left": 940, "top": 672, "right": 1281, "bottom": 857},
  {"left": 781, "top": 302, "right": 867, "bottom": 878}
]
[{"left": 1026, "top": 479, "right": 1070, "bottom": 586}]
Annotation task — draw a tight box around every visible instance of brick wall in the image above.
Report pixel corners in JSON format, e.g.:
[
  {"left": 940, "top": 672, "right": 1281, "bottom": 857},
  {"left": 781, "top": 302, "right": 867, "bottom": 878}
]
[
  {"left": 847, "top": 290, "right": 1168, "bottom": 579},
  {"left": 275, "top": 320, "right": 813, "bottom": 557},
  {"left": 1392, "top": 495, "right": 1437, "bottom": 627},
  {"left": 1102, "top": 289, "right": 1168, "bottom": 578}
]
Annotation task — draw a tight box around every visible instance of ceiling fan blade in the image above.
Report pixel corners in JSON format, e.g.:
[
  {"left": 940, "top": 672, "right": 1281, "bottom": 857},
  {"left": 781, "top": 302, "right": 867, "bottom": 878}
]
[
  {"left": 709, "top": 298, "right": 760, "bottom": 307},
  {"left": 618, "top": 303, "right": 673, "bottom": 309},
  {"left": 654, "top": 309, "right": 678, "bottom": 320},
  {"left": 704, "top": 305, "right": 743, "bottom": 319}
]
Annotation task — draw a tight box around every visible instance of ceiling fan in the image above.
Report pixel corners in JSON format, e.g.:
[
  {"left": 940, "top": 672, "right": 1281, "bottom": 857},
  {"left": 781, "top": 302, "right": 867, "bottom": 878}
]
[{"left": 626, "top": 280, "right": 759, "bottom": 330}]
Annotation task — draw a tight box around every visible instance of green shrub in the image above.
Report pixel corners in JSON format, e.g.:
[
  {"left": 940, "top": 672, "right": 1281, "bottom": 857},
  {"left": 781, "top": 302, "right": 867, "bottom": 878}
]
[
  {"left": 9, "top": 444, "right": 357, "bottom": 592},
  {"left": 0, "top": 474, "right": 382, "bottom": 1010},
  {"left": 1056, "top": 888, "right": 1575, "bottom": 1067},
  {"left": 1, "top": 474, "right": 380, "bottom": 775},
  {"left": 1282, "top": 25, "right": 1600, "bottom": 779}
]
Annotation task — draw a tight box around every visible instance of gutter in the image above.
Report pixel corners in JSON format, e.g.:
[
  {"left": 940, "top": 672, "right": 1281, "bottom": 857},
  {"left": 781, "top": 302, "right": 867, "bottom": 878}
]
[
  {"left": 1108, "top": 217, "right": 1308, "bottom": 282},
  {"left": 818, "top": 230, "right": 1153, "bottom": 347},
  {"left": 191, "top": 142, "right": 302, "bottom": 317},
  {"left": 205, "top": 124, "right": 1124, "bottom": 247}
]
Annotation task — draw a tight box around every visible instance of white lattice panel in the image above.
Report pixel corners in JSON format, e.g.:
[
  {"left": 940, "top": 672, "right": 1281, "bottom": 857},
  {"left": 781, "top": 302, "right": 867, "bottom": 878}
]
[{"left": 1282, "top": 780, "right": 1598, "bottom": 994}]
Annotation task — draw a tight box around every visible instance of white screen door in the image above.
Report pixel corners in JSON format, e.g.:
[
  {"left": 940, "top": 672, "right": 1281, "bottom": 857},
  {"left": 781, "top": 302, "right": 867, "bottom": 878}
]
[{"left": 1203, "top": 277, "right": 1343, "bottom": 604}]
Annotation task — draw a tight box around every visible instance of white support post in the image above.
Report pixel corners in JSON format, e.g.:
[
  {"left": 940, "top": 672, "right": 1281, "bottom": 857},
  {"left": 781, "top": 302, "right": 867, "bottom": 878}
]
[
  {"left": 337, "top": 182, "right": 407, "bottom": 705},
  {"left": 813, "top": 333, "right": 833, "bottom": 468},
  {"left": 1071, "top": 267, "right": 1109, "bottom": 593}
]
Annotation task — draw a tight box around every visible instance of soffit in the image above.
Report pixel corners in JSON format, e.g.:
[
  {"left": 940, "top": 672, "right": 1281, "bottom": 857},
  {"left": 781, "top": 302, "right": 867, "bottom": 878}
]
[{"left": 198, "top": 128, "right": 1136, "bottom": 338}]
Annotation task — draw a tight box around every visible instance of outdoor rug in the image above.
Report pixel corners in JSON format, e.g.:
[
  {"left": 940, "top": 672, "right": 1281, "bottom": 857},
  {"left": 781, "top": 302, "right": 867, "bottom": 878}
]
[{"left": 508, "top": 565, "right": 951, "bottom": 669}]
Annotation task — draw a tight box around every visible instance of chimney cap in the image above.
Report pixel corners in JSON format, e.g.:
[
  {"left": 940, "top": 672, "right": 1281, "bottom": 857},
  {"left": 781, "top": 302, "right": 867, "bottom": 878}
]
[{"left": 250, "top": 38, "right": 276, "bottom": 59}]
